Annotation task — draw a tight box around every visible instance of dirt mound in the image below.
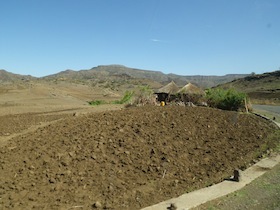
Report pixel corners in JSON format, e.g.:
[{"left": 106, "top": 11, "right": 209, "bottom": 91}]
[{"left": 0, "top": 106, "right": 277, "bottom": 209}]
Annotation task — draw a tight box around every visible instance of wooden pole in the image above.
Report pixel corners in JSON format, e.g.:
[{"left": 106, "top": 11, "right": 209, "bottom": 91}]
[{"left": 244, "top": 97, "right": 248, "bottom": 113}]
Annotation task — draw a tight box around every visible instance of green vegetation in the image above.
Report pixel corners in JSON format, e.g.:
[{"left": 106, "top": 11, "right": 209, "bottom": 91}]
[
  {"left": 88, "top": 100, "right": 107, "bottom": 106},
  {"left": 88, "top": 91, "right": 134, "bottom": 106},
  {"left": 133, "top": 85, "right": 155, "bottom": 105},
  {"left": 138, "top": 85, "right": 154, "bottom": 96},
  {"left": 205, "top": 88, "right": 247, "bottom": 111},
  {"left": 113, "top": 91, "right": 134, "bottom": 104},
  {"left": 217, "top": 70, "right": 280, "bottom": 105}
]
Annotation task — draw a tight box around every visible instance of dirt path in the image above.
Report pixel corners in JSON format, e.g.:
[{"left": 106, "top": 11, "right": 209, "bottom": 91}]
[
  {"left": 252, "top": 104, "right": 280, "bottom": 123},
  {"left": 253, "top": 105, "right": 280, "bottom": 115}
]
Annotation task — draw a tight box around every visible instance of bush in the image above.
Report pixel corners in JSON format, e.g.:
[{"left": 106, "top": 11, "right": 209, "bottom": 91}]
[
  {"left": 205, "top": 88, "right": 247, "bottom": 111},
  {"left": 113, "top": 91, "right": 134, "bottom": 104},
  {"left": 132, "top": 85, "right": 157, "bottom": 106}
]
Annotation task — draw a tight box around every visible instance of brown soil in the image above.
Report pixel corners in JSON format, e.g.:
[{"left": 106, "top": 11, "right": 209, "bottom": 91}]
[
  {"left": 0, "top": 105, "right": 277, "bottom": 210},
  {"left": 192, "top": 161, "right": 280, "bottom": 210}
]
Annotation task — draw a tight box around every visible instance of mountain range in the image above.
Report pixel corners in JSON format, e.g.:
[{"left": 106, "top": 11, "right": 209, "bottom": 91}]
[
  {"left": 1, "top": 65, "right": 279, "bottom": 104},
  {"left": 0, "top": 65, "right": 248, "bottom": 88}
]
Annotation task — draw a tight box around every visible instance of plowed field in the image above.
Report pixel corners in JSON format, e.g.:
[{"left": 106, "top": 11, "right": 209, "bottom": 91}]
[{"left": 0, "top": 106, "right": 277, "bottom": 209}]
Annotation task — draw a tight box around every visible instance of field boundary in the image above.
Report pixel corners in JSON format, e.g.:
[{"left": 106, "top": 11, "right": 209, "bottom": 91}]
[{"left": 252, "top": 112, "right": 280, "bottom": 128}]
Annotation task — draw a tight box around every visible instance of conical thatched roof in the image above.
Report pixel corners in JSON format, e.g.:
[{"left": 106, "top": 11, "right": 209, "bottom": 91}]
[
  {"left": 178, "top": 83, "right": 205, "bottom": 95},
  {"left": 156, "top": 81, "right": 179, "bottom": 94}
]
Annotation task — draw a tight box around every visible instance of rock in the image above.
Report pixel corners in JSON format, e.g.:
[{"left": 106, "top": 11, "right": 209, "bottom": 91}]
[
  {"left": 167, "top": 203, "right": 177, "bottom": 210},
  {"left": 61, "top": 156, "right": 71, "bottom": 166},
  {"left": 68, "top": 151, "right": 75, "bottom": 157},
  {"left": 91, "top": 154, "right": 97, "bottom": 160},
  {"left": 49, "top": 177, "right": 56, "bottom": 184},
  {"left": 233, "top": 169, "right": 240, "bottom": 182},
  {"left": 92, "top": 201, "right": 102, "bottom": 208}
]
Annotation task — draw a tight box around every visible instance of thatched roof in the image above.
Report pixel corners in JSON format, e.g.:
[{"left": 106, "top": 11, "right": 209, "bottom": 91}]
[
  {"left": 178, "top": 83, "right": 205, "bottom": 95},
  {"left": 156, "top": 81, "right": 179, "bottom": 94}
]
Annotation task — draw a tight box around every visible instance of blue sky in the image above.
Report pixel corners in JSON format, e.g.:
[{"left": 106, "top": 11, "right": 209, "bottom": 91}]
[{"left": 0, "top": 0, "right": 279, "bottom": 77}]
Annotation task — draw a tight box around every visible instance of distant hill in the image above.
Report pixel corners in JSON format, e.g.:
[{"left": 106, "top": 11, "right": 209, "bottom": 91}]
[
  {"left": 0, "top": 69, "right": 34, "bottom": 83},
  {"left": 0, "top": 65, "right": 249, "bottom": 89},
  {"left": 216, "top": 70, "right": 280, "bottom": 104},
  {"left": 42, "top": 65, "right": 248, "bottom": 88},
  {"left": 3, "top": 66, "right": 278, "bottom": 104}
]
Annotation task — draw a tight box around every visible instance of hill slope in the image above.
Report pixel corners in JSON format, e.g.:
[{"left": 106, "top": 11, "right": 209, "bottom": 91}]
[
  {"left": 217, "top": 70, "right": 280, "bottom": 104},
  {"left": 0, "top": 69, "right": 34, "bottom": 83},
  {"left": 42, "top": 65, "right": 248, "bottom": 88}
]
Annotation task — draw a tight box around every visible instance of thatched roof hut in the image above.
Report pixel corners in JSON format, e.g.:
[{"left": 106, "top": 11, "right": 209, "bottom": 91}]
[
  {"left": 155, "top": 81, "right": 179, "bottom": 102},
  {"left": 156, "top": 81, "right": 179, "bottom": 94},
  {"left": 178, "top": 83, "right": 205, "bottom": 95},
  {"left": 155, "top": 82, "right": 205, "bottom": 104},
  {"left": 177, "top": 83, "right": 205, "bottom": 104}
]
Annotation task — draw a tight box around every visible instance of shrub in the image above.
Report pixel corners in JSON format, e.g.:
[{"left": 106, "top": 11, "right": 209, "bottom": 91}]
[
  {"left": 113, "top": 91, "right": 134, "bottom": 104},
  {"left": 205, "top": 88, "right": 247, "bottom": 111},
  {"left": 132, "top": 85, "right": 157, "bottom": 106}
]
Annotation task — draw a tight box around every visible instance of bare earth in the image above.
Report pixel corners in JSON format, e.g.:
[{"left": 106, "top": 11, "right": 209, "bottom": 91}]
[
  {"left": 192, "top": 162, "right": 280, "bottom": 210},
  {"left": 0, "top": 82, "right": 279, "bottom": 209}
]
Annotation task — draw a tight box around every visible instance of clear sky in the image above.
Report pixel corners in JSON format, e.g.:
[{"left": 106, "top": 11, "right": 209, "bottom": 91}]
[{"left": 1, "top": 0, "right": 279, "bottom": 77}]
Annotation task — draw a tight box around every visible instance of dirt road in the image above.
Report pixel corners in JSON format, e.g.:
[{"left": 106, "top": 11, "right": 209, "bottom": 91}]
[
  {"left": 253, "top": 104, "right": 280, "bottom": 127},
  {"left": 253, "top": 104, "right": 280, "bottom": 115}
]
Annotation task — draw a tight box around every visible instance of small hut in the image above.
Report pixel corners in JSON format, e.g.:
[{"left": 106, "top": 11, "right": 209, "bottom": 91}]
[
  {"left": 177, "top": 83, "right": 205, "bottom": 104},
  {"left": 155, "top": 81, "right": 179, "bottom": 103}
]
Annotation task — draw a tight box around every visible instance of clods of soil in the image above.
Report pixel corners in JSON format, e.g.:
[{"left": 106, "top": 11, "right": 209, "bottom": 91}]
[{"left": 0, "top": 106, "right": 277, "bottom": 209}]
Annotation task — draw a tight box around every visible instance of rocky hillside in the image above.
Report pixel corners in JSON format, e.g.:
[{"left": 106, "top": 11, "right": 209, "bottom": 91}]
[
  {"left": 216, "top": 70, "right": 280, "bottom": 104},
  {"left": 0, "top": 69, "right": 34, "bottom": 83}
]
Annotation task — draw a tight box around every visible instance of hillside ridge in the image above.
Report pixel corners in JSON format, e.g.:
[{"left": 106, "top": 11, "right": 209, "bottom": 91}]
[
  {"left": 216, "top": 70, "right": 280, "bottom": 104},
  {"left": 0, "top": 65, "right": 249, "bottom": 88}
]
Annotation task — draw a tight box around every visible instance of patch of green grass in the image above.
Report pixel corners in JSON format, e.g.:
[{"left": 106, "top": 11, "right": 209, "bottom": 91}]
[
  {"left": 207, "top": 206, "right": 218, "bottom": 210},
  {"left": 233, "top": 191, "right": 247, "bottom": 198},
  {"left": 112, "top": 91, "right": 134, "bottom": 104}
]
